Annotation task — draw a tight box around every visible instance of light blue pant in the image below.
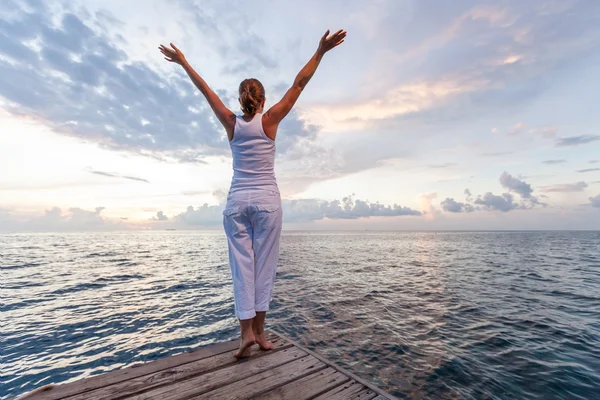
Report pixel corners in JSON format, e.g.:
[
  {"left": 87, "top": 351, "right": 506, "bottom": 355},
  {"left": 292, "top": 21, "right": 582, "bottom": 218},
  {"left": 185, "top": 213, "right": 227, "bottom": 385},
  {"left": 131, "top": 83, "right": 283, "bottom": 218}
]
[{"left": 223, "top": 189, "right": 283, "bottom": 320}]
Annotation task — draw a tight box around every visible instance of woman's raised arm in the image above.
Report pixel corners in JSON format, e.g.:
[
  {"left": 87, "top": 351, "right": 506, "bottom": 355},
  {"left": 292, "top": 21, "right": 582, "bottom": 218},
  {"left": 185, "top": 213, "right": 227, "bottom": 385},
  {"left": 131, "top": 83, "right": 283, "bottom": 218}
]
[
  {"left": 262, "top": 29, "right": 346, "bottom": 139},
  {"left": 159, "top": 43, "right": 236, "bottom": 138}
]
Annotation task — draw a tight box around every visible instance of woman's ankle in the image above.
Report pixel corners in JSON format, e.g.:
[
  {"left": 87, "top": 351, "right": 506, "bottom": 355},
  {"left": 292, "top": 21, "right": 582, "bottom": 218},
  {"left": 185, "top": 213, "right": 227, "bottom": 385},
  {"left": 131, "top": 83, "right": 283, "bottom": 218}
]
[{"left": 252, "top": 326, "right": 264, "bottom": 335}]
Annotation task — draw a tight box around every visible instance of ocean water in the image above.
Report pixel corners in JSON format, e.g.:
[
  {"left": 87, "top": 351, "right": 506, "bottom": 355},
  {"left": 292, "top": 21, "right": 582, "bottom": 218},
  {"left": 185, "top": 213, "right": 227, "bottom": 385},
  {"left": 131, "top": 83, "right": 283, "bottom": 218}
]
[{"left": 1, "top": 231, "right": 599, "bottom": 399}]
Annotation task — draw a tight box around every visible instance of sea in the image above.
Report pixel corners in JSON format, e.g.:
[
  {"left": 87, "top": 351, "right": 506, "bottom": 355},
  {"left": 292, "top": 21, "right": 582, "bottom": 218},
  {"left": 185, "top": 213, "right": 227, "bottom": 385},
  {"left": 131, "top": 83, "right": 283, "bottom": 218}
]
[{"left": 1, "top": 231, "right": 599, "bottom": 399}]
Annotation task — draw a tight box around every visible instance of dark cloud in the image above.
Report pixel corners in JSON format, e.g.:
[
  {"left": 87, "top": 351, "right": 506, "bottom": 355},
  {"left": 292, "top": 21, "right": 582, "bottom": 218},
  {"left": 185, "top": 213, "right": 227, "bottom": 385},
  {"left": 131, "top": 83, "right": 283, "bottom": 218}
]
[
  {"left": 474, "top": 192, "right": 519, "bottom": 212},
  {"left": 542, "top": 159, "right": 566, "bottom": 165},
  {"left": 440, "top": 198, "right": 475, "bottom": 213},
  {"left": 121, "top": 175, "right": 149, "bottom": 183},
  {"left": 179, "top": 0, "right": 279, "bottom": 77},
  {"left": 499, "top": 171, "right": 533, "bottom": 198},
  {"left": 275, "top": 109, "right": 321, "bottom": 154},
  {"left": 540, "top": 182, "right": 588, "bottom": 193},
  {"left": 450, "top": 173, "right": 544, "bottom": 213},
  {"left": 464, "top": 188, "right": 473, "bottom": 202},
  {"left": 0, "top": 4, "right": 314, "bottom": 163},
  {"left": 577, "top": 168, "right": 600, "bottom": 173},
  {"left": 0, "top": 8, "right": 222, "bottom": 160},
  {"left": 590, "top": 194, "right": 600, "bottom": 208},
  {"left": 220, "top": 34, "right": 278, "bottom": 76},
  {"left": 555, "top": 135, "right": 600, "bottom": 147},
  {"left": 88, "top": 169, "right": 149, "bottom": 183}
]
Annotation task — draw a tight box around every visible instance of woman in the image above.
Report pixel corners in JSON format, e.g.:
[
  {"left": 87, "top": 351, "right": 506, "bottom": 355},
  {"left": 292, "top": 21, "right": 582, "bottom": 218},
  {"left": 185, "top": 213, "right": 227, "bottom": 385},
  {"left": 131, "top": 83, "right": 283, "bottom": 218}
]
[{"left": 159, "top": 29, "right": 346, "bottom": 358}]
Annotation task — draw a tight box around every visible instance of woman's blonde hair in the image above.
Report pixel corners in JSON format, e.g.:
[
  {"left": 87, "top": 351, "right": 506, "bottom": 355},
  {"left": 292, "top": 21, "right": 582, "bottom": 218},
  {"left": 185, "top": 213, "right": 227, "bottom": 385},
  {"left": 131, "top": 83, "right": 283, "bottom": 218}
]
[{"left": 239, "top": 78, "right": 265, "bottom": 115}]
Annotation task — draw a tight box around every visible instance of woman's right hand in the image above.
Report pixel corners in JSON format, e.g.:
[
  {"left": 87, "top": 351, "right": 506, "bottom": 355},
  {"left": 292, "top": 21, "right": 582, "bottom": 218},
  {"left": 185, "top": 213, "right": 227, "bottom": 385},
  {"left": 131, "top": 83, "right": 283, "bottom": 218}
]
[
  {"left": 159, "top": 43, "right": 187, "bottom": 66},
  {"left": 317, "top": 29, "right": 347, "bottom": 55}
]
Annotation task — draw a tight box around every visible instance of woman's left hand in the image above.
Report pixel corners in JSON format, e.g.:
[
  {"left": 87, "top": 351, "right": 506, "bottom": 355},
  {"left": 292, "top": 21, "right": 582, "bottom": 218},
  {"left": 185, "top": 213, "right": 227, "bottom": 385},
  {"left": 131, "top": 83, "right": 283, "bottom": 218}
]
[
  {"left": 159, "top": 43, "right": 187, "bottom": 65},
  {"left": 317, "top": 29, "right": 346, "bottom": 56}
]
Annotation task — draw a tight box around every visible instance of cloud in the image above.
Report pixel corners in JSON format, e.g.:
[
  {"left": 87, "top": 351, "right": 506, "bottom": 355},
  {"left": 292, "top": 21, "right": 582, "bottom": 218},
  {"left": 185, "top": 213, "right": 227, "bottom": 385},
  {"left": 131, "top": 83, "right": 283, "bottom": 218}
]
[
  {"left": 440, "top": 198, "right": 475, "bottom": 213},
  {"left": 529, "top": 126, "right": 558, "bottom": 138},
  {"left": 425, "top": 163, "right": 457, "bottom": 169},
  {"left": 219, "top": 35, "right": 278, "bottom": 76},
  {"left": 302, "top": 77, "right": 492, "bottom": 131},
  {"left": 275, "top": 109, "right": 321, "bottom": 154},
  {"left": 540, "top": 182, "right": 588, "bottom": 193},
  {"left": 505, "top": 123, "right": 557, "bottom": 138},
  {"left": 590, "top": 195, "right": 600, "bottom": 208},
  {"left": 181, "top": 1, "right": 280, "bottom": 77},
  {"left": 171, "top": 195, "right": 422, "bottom": 226},
  {"left": 0, "top": 8, "right": 221, "bottom": 160},
  {"left": 542, "top": 159, "right": 566, "bottom": 165},
  {"left": 323, "top": 196, "right": 421, "bottom": 219},
  {"left": 0, "top": 206, "right": 122, "bottom": 231},
  {"left": 590, "top": 160, "right": 599, "bottom": 164},
  {"left": 174, "top": 204, "right": 223, "bottom": 226},
  {"left": 417, "top": 192, "right": 439, "bottom": 219},
  {"left": 482, "top": 151, "right": 513, "bottom": 157},
  {"left": 464, "top": 188, "right": 473, "bottom": 202},
  {"left": 153, "top": 211, "right": 168, "bottom": 221},
  {"left": 0, "top": 3, "right": 316, "bottom": 164},
  {"left": 474, "top": 192, "right": 519, "bottom": 212},
  {"left": 182, "top": 190, "right": 211, "bottom": 196},
  {"left": 342, "top": 0, "right": 600, "bottom": 135},
  {"left": 577, "top": 168, "right": 600, "bottom": 173},
  {"left": 444, "top": 174, "right": 544, "bottom": 213},
  {"left": 555, "top": 135, "right": 600, "bottom": 147},
  {"left": 285, "top": 196, "right": 421, "bottom": 222},
  {"left": 88, "top": 169, "right": 150, "bottom": 183},
  {"left": 499, "top": 171, "right": 533, "bottom": 198},
  {"left": 499, "top": 172, "right": 546, "bottom": 208},
  {"left": 506, "top": 122, "right": 527, "bottom": 136}
]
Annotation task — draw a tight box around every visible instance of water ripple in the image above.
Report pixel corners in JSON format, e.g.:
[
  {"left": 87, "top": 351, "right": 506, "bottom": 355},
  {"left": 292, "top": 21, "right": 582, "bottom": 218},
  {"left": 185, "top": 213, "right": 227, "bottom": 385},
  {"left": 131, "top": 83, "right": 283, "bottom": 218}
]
[{"left": 1, "top": 231, "right": 600, "bottom": 399}]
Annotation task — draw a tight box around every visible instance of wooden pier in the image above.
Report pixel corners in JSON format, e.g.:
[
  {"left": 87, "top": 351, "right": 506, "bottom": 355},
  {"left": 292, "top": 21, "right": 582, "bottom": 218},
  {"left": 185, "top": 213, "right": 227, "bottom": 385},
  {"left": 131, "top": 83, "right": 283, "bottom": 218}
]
[{"left": 19, "top": 330, "right": 396, "bottom": 400}]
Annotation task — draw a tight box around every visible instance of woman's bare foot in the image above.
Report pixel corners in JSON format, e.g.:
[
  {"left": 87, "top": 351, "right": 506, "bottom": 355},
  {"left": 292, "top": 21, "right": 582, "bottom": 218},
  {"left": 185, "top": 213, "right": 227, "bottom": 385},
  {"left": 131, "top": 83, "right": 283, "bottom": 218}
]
[
  {"left": 234, "top": 331, "right": 256, "bottom": 358},
  {"left": 254, "top": 331, "right": 273, "bottom": 351},
  {"left": 252, "top": 311, "right": 272, "bottom": 350}
]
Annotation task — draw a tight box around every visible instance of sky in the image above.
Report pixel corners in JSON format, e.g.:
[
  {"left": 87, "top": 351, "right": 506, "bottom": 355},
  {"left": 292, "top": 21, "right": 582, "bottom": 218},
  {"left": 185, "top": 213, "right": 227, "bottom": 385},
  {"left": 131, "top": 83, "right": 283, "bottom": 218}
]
[{"left": 1, "top": 0, "right": 599, "bottom": 231}]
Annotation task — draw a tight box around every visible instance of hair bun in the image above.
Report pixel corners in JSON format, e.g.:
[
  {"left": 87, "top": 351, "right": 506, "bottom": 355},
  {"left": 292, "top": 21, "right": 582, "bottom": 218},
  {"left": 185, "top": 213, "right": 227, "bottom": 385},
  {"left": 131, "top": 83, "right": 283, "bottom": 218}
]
[{"left": 239, "top": 78, "right": 265, "bottom": 116}]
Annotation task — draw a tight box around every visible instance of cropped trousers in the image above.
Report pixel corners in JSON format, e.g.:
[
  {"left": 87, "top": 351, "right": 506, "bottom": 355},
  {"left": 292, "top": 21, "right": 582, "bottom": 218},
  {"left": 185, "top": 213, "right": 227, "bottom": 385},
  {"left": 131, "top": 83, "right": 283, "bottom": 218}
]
[{"left": 223, "top": 189, "right": 283, "bottom": 320}]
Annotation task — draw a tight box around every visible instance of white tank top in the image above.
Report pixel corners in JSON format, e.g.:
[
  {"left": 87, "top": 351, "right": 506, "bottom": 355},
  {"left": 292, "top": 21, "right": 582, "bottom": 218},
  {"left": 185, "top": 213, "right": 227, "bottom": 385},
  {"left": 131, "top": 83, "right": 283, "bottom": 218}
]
[{"left": 228, "top": 113, "right": 278, "bottom": 193}]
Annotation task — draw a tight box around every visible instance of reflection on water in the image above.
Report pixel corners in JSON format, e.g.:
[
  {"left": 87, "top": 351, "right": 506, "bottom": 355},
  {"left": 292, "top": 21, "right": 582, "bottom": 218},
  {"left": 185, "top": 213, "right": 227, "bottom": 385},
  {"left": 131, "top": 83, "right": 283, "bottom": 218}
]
[{"left": 1, "top": 231, "right": 600, "bottom": 399}]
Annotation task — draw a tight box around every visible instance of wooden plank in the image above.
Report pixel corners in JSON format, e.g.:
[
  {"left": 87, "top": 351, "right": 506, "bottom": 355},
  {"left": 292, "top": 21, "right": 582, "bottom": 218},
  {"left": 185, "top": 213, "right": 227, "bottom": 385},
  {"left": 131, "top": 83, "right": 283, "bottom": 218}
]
[
  {"left": 270, "top": 330, "right": 397, "bottom": 400},
  {"left": 20, "top": 333, "right": 279, "bottom": 400},
  {"left": 125, "top": 347, "right": 309, "bottom": 400},
  {"left": 347, "top": 389, "right": 378, "bottom": 400},
  {"left": 256, "top": 367, "right": 350, "bottom": 399},
  {"left": 65, "top": 336, "right": 291, "bottom": 400},
  {"left": 371, "top": 396, "right": 389, "bottom": 400},
  {"left": 314, "top": 381, "right": 368, "bottom": 399},
  {"left": 192, "top": 355, "right": 326, "bottom": 399}
]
